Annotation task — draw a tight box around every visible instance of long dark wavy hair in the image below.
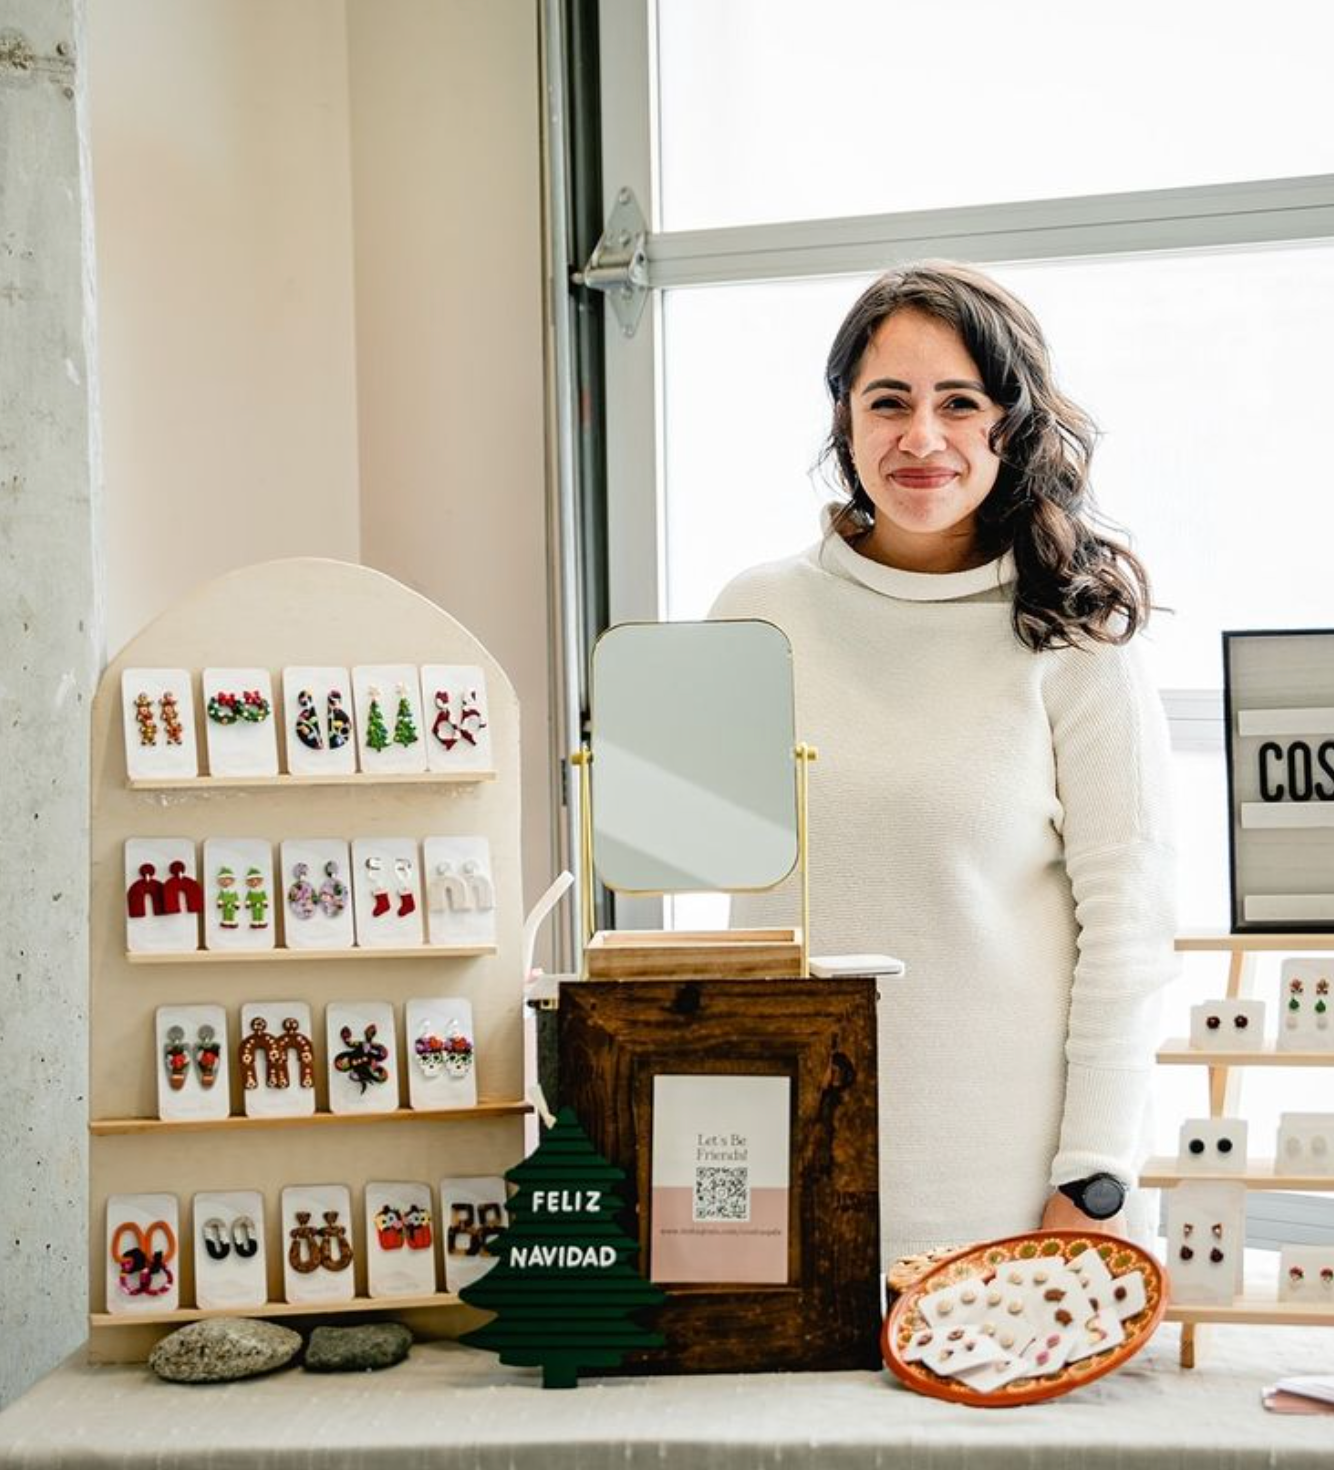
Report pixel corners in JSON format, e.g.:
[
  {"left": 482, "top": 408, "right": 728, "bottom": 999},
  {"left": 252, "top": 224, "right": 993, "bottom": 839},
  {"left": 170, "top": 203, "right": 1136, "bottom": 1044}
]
[{"left": 822, "top": 260, "right": 1151, "bottom": 651}]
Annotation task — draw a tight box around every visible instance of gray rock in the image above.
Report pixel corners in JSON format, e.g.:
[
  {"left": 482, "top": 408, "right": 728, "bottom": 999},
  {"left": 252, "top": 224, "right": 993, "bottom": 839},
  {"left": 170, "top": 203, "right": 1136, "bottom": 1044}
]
[
  {"left": 149, "top": 1318, "right": 302, "bottom": 1383},
  {"left": 303, "top": 1323, "right": 413, "bottom": 1373}
]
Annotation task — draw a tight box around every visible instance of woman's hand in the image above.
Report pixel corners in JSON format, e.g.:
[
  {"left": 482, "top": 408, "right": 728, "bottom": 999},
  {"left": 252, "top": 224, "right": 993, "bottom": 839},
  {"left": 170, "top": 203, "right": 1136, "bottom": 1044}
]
[{"left": 1039, "top": 1190, "right": 1126, "bottom": 1239}]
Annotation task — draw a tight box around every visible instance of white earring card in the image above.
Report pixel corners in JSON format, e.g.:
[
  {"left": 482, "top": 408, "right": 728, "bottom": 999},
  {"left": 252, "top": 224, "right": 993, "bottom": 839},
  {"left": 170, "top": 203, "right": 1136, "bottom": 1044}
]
[
  {"left": 120, "top": 669, "right": 198, "bottom": 781},
  {"left": 352, "top": 665, "right": 428, "bottom": 774},
  {"left": 280, "top": 839, "right": 355, "bottom": 950},
  {"left": 424, "top": 836, "right": 497, "bottom": 948},
  {"left": 1278, "top": 959, "right": 1334, "bottom": 1051},
  {"left": 281, "top": 1184, "right": 355, "bottom": 1305},
  {"left": 1278, "top": 1244, "right": 1334, "bottom": 1304},
  {"left": 202, "top": 838, "right": 275, "bottom": 952},
  {"left": 327, "top": 1000, "right": 399, "bottom": 1115},
  {"left": 124, "top": 838, "right": 202, "bottom": 954},
  {"left": 1176, "top": 1117, "right": 1248, "bottom": 1174},
  {"left": 1275, "top": 1112, "right": 1334, "bottom": 1176},
  {"left": 155, "top": 1005, "right": 230, "bottom": 1122},
  {"left": 420, "top": 665, "right": 492, "bottom": 774},
  {"left": 193, "top": 1190, "right": 267, "bottom": 1310},
  {"left": 351, "top": 837, "right": 424, "bottom": 948},
  {"left": 238, "top": 1002, "right": 317, "bottom": 1118},
  {"left": 439, "top": 1175, "right": 508, "bottom": 1294},
  {"left": 406, "top": 997, "right": 477, "bottom": 1110},
  {"left": 366, "top": 1180, "right": 437, "bottom": 1298},
  {"left": 1189, "top": 999, "right": 1265, "bottom": 1051},
  {"left": 281, "top": 666, "right": 357, "bottom": 777},
  {"left": 201, "top": 668, "right": 279, "bottom": 778},
  {"left": 106, "top": 1193, "right": 180, "bottom": 1315},
  {"left": 1164, "top": 1181, "right": 1245, "bottom": 1304}
]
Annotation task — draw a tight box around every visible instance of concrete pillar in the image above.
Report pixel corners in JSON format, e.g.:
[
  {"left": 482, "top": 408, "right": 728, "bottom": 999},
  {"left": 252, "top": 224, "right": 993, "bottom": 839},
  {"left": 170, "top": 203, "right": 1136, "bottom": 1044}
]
[{"left": 0, "top": 0, "right": 103, "bottom": 1407}]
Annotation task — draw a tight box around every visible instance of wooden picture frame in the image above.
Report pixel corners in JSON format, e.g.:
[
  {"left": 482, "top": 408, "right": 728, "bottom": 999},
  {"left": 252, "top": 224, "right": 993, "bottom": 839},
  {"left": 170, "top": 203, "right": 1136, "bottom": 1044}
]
[{"left": 556, "top": 977, "right": 881, "bottom": 1374}]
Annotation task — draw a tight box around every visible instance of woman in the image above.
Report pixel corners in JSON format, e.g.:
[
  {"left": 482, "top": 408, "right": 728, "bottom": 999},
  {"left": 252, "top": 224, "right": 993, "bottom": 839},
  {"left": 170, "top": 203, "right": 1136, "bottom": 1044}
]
[{"left": 710, "top": 260, "right": 1177, "bottom": 1265}]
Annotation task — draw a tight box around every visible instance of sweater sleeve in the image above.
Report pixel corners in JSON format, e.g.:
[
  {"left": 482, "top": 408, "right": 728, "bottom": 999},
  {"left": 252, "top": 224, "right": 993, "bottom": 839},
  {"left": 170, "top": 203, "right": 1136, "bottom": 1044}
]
[{"left": 1043, "top": 636, "right": 1179, "bottom": 1189}]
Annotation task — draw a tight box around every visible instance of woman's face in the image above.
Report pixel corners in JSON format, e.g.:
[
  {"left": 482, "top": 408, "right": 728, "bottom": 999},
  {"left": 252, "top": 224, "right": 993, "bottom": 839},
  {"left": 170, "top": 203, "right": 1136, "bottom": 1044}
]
[{"left": 847, "top": 307, "right": 1005, "bottom": 572}]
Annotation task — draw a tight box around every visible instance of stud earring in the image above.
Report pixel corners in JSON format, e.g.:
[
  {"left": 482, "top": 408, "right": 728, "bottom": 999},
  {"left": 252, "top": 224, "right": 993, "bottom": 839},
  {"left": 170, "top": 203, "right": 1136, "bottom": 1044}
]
[
  {"left": 133, "top": 692, "right": 159, "bottom": 746},
  {"left": 231, "top": 1216, "right": 259, "bottom": 1259},
  {"left": 287, "top": 862, "right": 317, "bottom": 920},
  {"left": 319, "top": 1211, "right": 354, "bottom": 1271},
  {"left": 317, "top": 860, "right": 348, "bottom": 917},
  {"left": 201, "top": 1218, "right": 230, "bottom": 1261},
  {"left": 391, "top": 683, "right": 419, "bottom": 748},
  {"left": 194, "top": 1025, "right": 221, "bottom": 1089},
  {"left": 1286, "top": 1135, "right": 1302, "bottom": 1159},
  {"left": 288, "top": 1212, "right": 323, "bottom": 1274},
  {"left": 1290, "top": 1265, "right": 1305, "bottom": 1284},
  {"left": 294, "top": 689, "right": 324, "bottom": 751},
  {"left": 1206, "top": 1014, "right": 1221, "bottom": 1030},
  {"left": 394, "top": 856, "right": 416, "bottom": 917},
  {"left": 326, "top": 690, "right": 351, "bottom": 749},
  {"left": 1312, "top": 1135, "right": 1328, "bottom": 1158},
  {"left": 364, "top": 686, "right": 390, "bottom": 753},
  {"left": 1322, "top": 1267, "right": 1334, "bottom": 1287},
  {"left": 1233, "top": 1013, "right": 1250, "bottom": 1030},
  {"left": 1217, "top": 1137, "right": 1233, "bottom": 1155},
  {"left": 1179, "top": 1244, "right": 1194, "bottom": 1261},
  {"left": 158, "top": 691, "right": 184, "bottom": 746},
  {"left": 163, "top": 1026, "right": 190, "bottom": 1091},
  {"left": 1188, "top": 1138, "right": 1205, "bottom": 1155},
  {"left": 366, "top": 856, "right": 391, "bottom": 917}
]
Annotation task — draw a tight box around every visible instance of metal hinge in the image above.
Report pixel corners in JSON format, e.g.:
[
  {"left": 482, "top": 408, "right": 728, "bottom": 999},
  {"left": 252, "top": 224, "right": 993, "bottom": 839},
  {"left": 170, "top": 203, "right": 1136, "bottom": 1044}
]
[{"left": 573, "top": 186, "right": 649, "bottom": 338}]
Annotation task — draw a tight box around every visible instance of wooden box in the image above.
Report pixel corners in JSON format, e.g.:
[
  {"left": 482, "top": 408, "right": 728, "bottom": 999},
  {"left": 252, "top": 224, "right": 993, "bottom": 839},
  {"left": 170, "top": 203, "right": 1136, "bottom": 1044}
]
[{"left": 584, "top": 927, "right": 803, "bottom": 980}]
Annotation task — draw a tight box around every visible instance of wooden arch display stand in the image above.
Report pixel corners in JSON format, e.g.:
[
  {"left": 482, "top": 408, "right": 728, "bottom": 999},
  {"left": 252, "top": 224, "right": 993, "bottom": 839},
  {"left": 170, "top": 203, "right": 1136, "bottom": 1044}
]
[{"left": 88, "top": 558, "right": 528, "bottom": 1363}]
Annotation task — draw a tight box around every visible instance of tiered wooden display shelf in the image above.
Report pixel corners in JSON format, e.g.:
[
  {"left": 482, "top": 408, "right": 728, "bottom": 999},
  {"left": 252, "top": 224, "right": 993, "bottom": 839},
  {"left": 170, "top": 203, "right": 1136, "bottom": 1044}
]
[{"left": 1153, "top": 932, "right": 1334, "bottom": 1367}]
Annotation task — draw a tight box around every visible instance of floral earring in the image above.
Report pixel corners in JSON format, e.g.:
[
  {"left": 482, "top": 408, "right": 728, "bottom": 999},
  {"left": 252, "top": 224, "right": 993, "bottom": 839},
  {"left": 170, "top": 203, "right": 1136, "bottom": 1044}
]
[
  {"left": 294, "top": 689, "right": 323, "bottom": 751},
  {"left": 287, "top": 862, "right": 317, "bottom": 920},
  {"left": 318, "top": 860, "right": 348, "bottom": 917}
]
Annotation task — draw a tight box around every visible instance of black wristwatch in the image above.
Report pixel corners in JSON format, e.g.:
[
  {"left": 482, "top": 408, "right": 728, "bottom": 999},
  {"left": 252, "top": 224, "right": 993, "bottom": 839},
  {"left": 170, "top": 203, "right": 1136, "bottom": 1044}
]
[{"left": 1057, "top": 1173, "right": 1127, "bottom": 1221}]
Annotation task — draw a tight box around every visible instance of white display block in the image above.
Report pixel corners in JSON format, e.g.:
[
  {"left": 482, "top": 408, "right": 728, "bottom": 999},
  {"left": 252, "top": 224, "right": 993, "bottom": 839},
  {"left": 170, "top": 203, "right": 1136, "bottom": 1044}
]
[
  {"left": 405, "top": 997, "right": 477, "bottom": 1110},
  {"left": 280, "top": 839, "right": 355, "bottom": 951},
  {"left": 154, "top": 1004, "right": 229, "bottom": 1122},
  {"left": 201, "top": 668, "right": 279, "bottom": 777},
  {"left": 420, "top": 665, "right": 492, "bottom": 773},
  {"left": 1164, "top": 1182, "right": 1245, "bottom": 1304},
  {"left": 202, "top": 838, "right": 276, "bottom": 951},
  {"left": 239, "top": 1001, "right": 317, "bottom": 1118},
  {"left": 439, "top": 1175, "right": 507, "bottom": 1294},
  {"left": 1189, "top": 999, "right": 1266, "bottom": 1051},
  {"left": 352, "top": 664, "right": 428, "bottom": 774},
  {"left": 1176, "top": 1117, "right": 1248, "bottom": 1174},
  {"left": 327, "top": 1000, "right": 399, "bottom": 1115},
  {"left": 365, "top": 1180, "right": 437, "bottom": 1298},
  {"left": 1277, "top": 959, "right": 1334, "bottom": 1051},
  {"left": 281, "top": 666, "right": 358, "bottom": 777},
  {"left": 281, "top": 1184, "right": 355, "bottom": 1304},
  {"left": 1275, "top": 1112, "right": 1334, "bottom": 1176},
  {"left": 351, "top": 837, "right": 424, "bottom": 948},
  {"left": 120, "top": 668, "right": 198, "bottom": 781},
  {"left": 106, "top": 1193, "right": 180, "bottom": 1315},
  {"left": 124, "top": 838, "right": 202, "bottom": 954},
  {"left": 193, "top": 1190, "right": 267, "bottom": 1310},
  {"left": 424, "top": 835, "right": 497, "bottom": 948}
]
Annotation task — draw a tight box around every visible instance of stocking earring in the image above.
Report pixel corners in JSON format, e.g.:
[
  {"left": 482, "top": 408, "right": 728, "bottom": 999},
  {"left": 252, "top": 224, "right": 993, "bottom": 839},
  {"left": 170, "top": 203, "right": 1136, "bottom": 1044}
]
[
  {"left": 366, "top": 855, "right": 390, "bottom": 917},
  {"left": 394, "top": 856, "right": 416, "bottom": 917},
  {"left": 294, "top": 689, "right": 323, "bottom": 751}
]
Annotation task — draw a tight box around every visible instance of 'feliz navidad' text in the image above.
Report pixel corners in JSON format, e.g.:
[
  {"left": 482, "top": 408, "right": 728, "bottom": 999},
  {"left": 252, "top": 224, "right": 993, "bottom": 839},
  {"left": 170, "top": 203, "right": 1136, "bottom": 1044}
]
[{"left": 508, "top": 1190, "right": 618, "bottom": 1270}]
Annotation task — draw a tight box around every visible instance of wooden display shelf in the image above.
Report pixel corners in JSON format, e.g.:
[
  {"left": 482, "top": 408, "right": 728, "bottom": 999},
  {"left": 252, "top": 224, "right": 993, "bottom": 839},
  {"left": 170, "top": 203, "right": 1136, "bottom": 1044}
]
[
  {"left": 126, "top": 944, "right": 496, "bottom": 964},
  {"left": 128, "top": 771, "right": 496, "bottom": 791},
  {"left": 1140, "top": 1158, "right": 1334, "bottom": 1190},
  {"left": 90, "top": 1290, "right": 464, "bottom": 1328},
  {"left": 1175, "top": 932, "right": 1334, "bottom": 953},
  {"left": 1165, "top": 1298, "right": 1334, "bottom": 1327},
  {"left": 1156, "top": 1039, "right": 1334, "bottom": 1066},
  {"left": 90, "top": 1101, "right": 531, "bottom": 1136}
]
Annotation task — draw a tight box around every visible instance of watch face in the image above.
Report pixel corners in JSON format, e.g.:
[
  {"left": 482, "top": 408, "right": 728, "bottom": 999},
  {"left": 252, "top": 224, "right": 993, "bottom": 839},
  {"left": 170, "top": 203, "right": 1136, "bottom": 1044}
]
[{"left": 1083, "top": 1175, "right": 1124, "bottom": 1219}]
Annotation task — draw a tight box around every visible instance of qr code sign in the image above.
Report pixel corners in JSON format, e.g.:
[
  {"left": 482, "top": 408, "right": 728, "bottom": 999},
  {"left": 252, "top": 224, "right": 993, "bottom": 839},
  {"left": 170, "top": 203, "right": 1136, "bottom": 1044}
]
[{"left": 693, "top": 1165, "right": 749, "bottom": 1222}]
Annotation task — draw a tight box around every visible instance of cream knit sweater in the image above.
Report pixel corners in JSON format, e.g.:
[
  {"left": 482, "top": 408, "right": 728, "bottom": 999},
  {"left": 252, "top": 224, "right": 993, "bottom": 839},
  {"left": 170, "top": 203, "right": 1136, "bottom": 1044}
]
[{"left": 710, "top": 520, "right": 1178, "bottom": 1262}]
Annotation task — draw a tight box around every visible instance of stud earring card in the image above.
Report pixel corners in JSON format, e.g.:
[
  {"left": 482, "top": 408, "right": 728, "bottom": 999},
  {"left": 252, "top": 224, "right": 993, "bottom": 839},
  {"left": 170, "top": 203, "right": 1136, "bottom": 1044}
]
[
  {"left": 281, "top": 1184, "right": 355, "bottom": 1305},
  {"left": 439, "top": 1175, "right": 508, "bottom": 1293},
  {"left": 1177, "top": 1117, "right": 1248, "bottom": 1174},
  {"left": 124, "top": 838, "right": 202, "bottom": 954},
  {"left": 281, "top": 666, "right": 357, "bottom": 777},
  {"left": 239, "top": 1001, "right": 317, "bottom": 1118},
  {"left": 366, "top": 1180, "right": 437, "bottom": 1298},
  {"left": 106, "top": 1193, "right": 180, "bottom": 1315},
  {"left": 1190, "top": 999, "right": 1266, "bottom": 1051},
  {"left": 120, "top": 669, "right": 198, "bottom": 781},
  {"left": 351, "top": 837, "right": 424, "bottom": 948},
  {"left": 420, "top": 665, "right": 492, "bottom": 774},
  {"left": 1275, "top": 1112, "right": 1334, "bottom": 1176},
  {"left": 280, "top": 839, "right": 355, "bottom": 951},
  {"left": 202, "top": 838, "right": 275, "bottom": 952},
  {"left": 155, "top": 1004, "right": 230, "bottom": 1122},
  {"left": 327, "top": 1000, "right": 399, "bottom": 1115},
  {"left": 1278, "top": 960, "right": 1334, "bottom": 1051},
  {"left": 1278, "top": 1244, "right": 1334, "bottom": 1304},
  {"left": 1164, "top": 1181, "right": 1245, "bottom": 1304},
  {"left": 201, "top": 668, "right": 279, "bottom": 778},
  {"left": 193, "top": 1189, "right": 267, "bottom": 1310},
  {"left": 423, "top": 836, "right": 497, "bottom": 948},
  {"left": 405, "top": 997, "right": 477, "bottom": 1110},
  {"left": 352, "top": 665, "right": 428, "bottom": 775}
]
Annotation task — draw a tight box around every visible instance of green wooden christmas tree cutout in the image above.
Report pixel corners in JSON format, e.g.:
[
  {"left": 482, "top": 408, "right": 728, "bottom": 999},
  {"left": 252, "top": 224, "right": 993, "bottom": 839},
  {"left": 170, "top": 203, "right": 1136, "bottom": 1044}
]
[
  {"left": 365, "top": 689, "right": 389, "bottom": 751},
  {"left": 392, "top": 685, "right": 419, "bottom": 747},
  {"left": 459, "top": 1107, "right": 665, "bottom": 1388}
]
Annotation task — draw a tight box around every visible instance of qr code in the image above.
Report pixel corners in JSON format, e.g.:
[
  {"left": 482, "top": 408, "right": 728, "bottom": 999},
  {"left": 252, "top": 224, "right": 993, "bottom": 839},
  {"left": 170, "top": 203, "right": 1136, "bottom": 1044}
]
[{"left": 693, "top": 1165, "right": 749, "bottom": 1222}]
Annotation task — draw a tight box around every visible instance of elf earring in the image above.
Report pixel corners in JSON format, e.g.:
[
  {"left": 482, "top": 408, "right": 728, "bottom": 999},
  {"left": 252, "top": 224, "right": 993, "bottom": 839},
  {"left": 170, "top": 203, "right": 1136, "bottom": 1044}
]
[
  {"left": 318, "top": 860, "right": 348, "bottom": 916},
  {"left": 231, "top": 1216, "right": 259, "bottom": 1259},
  {"left": 158, "top": 691, "right": 184, "bottom": 746},
  {"left": 288, "top": 1212, "right": 323, "bottom": 1274},
  {"left": 287, "top": 862, "right": 317, "bottom": 920},
  {"left": 295, "top": 689, "right": 324, "bottom": 751},
  {"left": 134, "top": 692, "right": 159, "bottom": 746},
  {"left": 394, "top": 856, "right": 416, "bottom": 917},
  {"left": 391, "top": 683, "right": 419, "bottom": 748},
  {"left": 326, "top": 689, "right": 351, "bottom": 749},
  {"left": 201, "top": 1218, "right": 230, "bottom": 1261},
  {"left": 194, "top": 1025, "right": 220, "bottom": 1089},
  {"left": 319, "top": 1211, "right": 354, "bottom": 1271},
  {"left": 163, "top": 1026, "right": 190, "bottom": 1091}
]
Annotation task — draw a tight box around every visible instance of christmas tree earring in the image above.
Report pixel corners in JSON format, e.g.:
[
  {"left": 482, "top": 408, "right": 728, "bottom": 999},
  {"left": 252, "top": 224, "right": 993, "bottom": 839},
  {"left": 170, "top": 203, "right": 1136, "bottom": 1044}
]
[
  {"left": 364, "top": 687, "right": 390, "bottom": 752},
  {"left": 326, "top": 690, "right": 351, "bottom": 749},
  {"left": 294, "top": 689, "right": 324, "bottom": 751},
  {"left": 392, "top": 683, "right": 419, "bottom": 747}
]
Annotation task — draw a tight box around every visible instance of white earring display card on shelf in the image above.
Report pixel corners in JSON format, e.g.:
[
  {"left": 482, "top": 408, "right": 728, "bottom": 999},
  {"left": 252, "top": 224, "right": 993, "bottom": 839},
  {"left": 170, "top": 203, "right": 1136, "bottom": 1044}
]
[
  {"left": 106, "top": 1193, "right": 180, "bottom": 1315},
  {"left": 155, "top": 1005, "right": 230, "bottom": 1122},
  {"left": 281, "top": 1184, "right": 355, "bottom": 1305},
  {"left": 202, "top": 838, "right": 276, "bottom": 952},
  {"left": 239, "top": 1002, "right": 317, "bottom": 1118},
  {"left": 1189, "top": 999, "right": 1265, "bottom": 1051},
  {"left": 406, "top": 997, "right": 477, "bottom": 1110},
  {"left": 420, "top": 665, "right": 492, "bottom": 773},
  {"left": 439, "top": 1176, "right": 508, "bottom": 1293},
  {"left": 280, "top": 839, "right": 355, "bottom": 951},
  {"left": 201, "top": 668, "right": 279, "bottom": 778},
  {"left": 352, "top": 665, "right": 428, "bottom": 774},
  {"left": 1278, "top": 959, "right": 1334, "bottom": 1050},
  {"left": 1165, "top": 1181, "right": 1245, "bottom": 1304},
  {"left": 366, "top": 1181, "right": 437, "bottom": 1298},
  {"left": 120, "top": 669, "right": 198, "bottom": 781},
  {"left": 1177, "top": 1118, "right": 1248, "bottom": 1174},
  {"left": 281, "top": 666, "right": 357, "bottom": 777},
  {"left": 1275, "top": 1113, "right": 1334, "bottom": 1176},
  {"left": 193, "top": 1190, "right": 267, "bottom": 1310},
  {"left": 327, "top": 1000, "right": 398, "bottom": 1115},
  {"left": 424, "top": 836, "right": 497, "bottom": 948},
  {"left": 125, "top": 838, "right": 202, "bottom": 954},
  {"left": 1279, "top": 1244, "right": 1334, "bottom": 1304},
  {"left": 352, "top": 837, "right": 424, "bottom": 948}
]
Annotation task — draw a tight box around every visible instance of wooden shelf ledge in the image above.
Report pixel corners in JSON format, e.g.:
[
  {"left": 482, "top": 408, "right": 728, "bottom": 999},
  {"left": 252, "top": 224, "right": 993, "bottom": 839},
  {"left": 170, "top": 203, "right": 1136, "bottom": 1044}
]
[
  {"left": 1155, "top": 1039, "right": 1334, "bottom": 1066},
  {"left": 128, "top": 772, "right": 496, "bottom": 791},
  {"left": 1176, "top": 933, "right": 1334, "bottom": 952},
  {"left": 126, "top": 944, "right": 497, "bottom": 964},
  {"left": 1165, "top": 1298, "right": 1334, "bottom": 1327},
  {"left": 90, "top": 1101, "right": 531, "bottom": 1135},
  {"left": 1139, "top": 1158, "right": 1334, "bottom": 1190},
  {"left": 90, "top": 1291, "right": 464, "bottom": 1328}
]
